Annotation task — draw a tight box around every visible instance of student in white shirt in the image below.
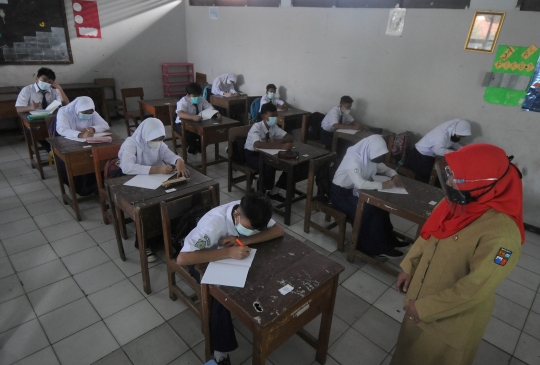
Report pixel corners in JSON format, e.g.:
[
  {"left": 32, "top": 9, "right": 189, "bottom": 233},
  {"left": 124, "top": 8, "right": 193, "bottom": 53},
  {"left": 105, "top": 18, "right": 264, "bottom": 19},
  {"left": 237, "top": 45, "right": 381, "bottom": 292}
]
[
  {"left": 320, "top": 96, "right": 368, "bottom": 150},
  {"left": 404, "top": 119, "right": 472, "bottom": 183},
  {"left": 16, "top": 67, "right": 70, "bottom": 150},
  {"left": 56, "top": 97, "right": 110, "bottom": 138},
  {"left": 259, "top": 83, "right": 287, "bottom": 112},
  {"left": 175, "top": 83, "right": 221, "bottom": 155},
  {"left": 244, "top": 103, "right": 294, "bottom": 202},
  {"left": 118, "top": 117, "right": 189, "bottom": 262},
  {"left": 211, "top": 73, "right": 238, "bottom": 96},
  {"left": 330, "top": 135, "right": 408, "bottom": 259},
  {"left": 177, "top": 192, "right": 283, "bottom": 365}
]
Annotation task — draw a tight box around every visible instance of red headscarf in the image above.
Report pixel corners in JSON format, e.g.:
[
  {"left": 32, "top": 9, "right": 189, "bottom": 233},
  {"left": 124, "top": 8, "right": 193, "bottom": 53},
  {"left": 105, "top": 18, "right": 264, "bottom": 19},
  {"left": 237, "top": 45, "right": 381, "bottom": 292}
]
[{"left": 421, "top": 143, "right": 525, "bottom": 244}]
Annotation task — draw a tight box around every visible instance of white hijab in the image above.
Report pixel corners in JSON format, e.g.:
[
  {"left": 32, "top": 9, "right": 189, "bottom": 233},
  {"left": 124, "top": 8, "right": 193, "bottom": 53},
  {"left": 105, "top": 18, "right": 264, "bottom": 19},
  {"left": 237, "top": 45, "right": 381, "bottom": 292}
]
[
  {"left": 57, "top": 96, "right": 96, "bottom": 128},
  {"left": 433, "top": 119, "right": 471, "bottom": 139},
  {"left": 215, "top": 73, "right": 237, "bottom": 89},
  {"left": 119, "top": 118, "right": 165, "bottom": 166},
  {"left": 351, "top": 135, "right": 389, "bottom": 180}
]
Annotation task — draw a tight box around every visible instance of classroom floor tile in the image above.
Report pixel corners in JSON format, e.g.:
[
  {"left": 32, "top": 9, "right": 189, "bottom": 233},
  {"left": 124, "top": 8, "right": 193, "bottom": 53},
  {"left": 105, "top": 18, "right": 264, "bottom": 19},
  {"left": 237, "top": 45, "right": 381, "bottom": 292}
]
[{"left": 1, "top": 136, "right": 538, "bottom": 365}]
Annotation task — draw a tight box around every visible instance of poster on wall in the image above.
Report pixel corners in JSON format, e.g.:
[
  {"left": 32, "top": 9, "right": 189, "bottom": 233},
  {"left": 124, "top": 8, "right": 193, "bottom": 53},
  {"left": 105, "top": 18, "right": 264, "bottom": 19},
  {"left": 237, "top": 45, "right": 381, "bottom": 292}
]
[
  {"left": 484, "top": 45, "right": 540, "bottom": 107},
  {"left": 72, "top": 0, "right": 101, "bottom": 38},
  {"left": 522, "top": 57, "right": 540, "bottom": 112}
]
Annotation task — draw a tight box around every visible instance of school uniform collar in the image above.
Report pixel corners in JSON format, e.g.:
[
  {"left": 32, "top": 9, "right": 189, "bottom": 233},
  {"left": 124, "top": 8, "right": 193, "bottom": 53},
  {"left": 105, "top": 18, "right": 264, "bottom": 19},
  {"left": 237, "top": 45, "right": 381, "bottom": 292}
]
[
  {"left": 259, "top": 121, "right": 269, "bottom": 133},
  {"left": 33, "top": 83, "right": 50, "bottom": 93}
]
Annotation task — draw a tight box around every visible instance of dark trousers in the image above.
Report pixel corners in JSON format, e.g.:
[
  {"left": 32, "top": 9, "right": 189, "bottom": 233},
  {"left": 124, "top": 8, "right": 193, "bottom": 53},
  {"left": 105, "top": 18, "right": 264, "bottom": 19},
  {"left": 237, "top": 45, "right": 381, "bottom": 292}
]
[
  {"left": 174, "top": 123, "right": 200, "bottom": 150},
  {"left": 330, "top": 183, "right": 398, "bottom": 256},
  {"left": 188, "top": 266, "right": 238, "bottom": 353},
  {"left": 319, "top": 129, "right": 334, "bottom": 150},
  {"left": 403, "top": 147, "right": 436, "bottom": 184},
  {"left": 244, "top": 150, "right": 288, "bottom": 191}
]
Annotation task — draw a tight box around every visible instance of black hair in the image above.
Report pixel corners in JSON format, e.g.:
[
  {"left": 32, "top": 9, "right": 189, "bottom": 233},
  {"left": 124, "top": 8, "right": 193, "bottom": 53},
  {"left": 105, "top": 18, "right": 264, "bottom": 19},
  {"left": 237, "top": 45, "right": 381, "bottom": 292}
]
[
  {"left": 260, "top": 102, "right": 277, "bottom": 115},
  {"left": 266, "top": 84, "right": 277, "bottom": 92},
  {"left": 37, "top": 67, "right": 56, "bottom": 81},
  {"left": 186, "top": 82, "right": 203, "bottom": 96},
  {"left": 240, "top": 192, "right": 273, "bottom": 230},
  {"left": 340, "top": 95, "right": 353, "bottom": 105}
]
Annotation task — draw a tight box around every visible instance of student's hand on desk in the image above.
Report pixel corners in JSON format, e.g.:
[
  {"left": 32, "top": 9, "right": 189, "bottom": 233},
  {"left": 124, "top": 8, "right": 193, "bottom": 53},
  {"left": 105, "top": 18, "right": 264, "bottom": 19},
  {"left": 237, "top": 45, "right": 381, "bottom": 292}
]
[
  {"left": 193, "top": 116, "right": 203, "bottom": 122},
  {"left": 223, "top": 92, "right": 233, "bottom": 97},
  {"left": 175, "top": 159, "right": 189, "bottom": 178},
  {"left": 215, "top": 113, "right": 222, "bottom": 120},
  {"left": 404, "top": 299, "right": 420, "bottom": 324},
  {"left": 282, "top": 142, "right": 293, "bottom": 151},
  {"left": 78, "top": 128, "right": 95, "bottom": 138},
  {"left": 381, "top": 180, "right": 395, "bottom": 189},
  {"left": 219, "top": 236, "right": 237, "bottom": 247},
  {"left": 228, "top": 245, "right": 251, "bottom": 260},
  {"left": 156, "top": 165, "right": 174, "bottom": 174},
  {"left": 396, "top": 271, "right": 412, "bottom": 293},
  {"left": 392, "top": 175, "right": 404, "bottom": 188}
]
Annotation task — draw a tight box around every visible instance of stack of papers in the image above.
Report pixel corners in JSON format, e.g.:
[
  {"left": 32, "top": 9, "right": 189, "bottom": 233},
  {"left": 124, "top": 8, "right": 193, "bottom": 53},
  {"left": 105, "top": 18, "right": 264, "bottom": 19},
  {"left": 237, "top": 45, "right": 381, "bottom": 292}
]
[
  {"left": 201, "top": 249, "right": 257, "bottom": 288},
  {"left": 123, "top": 173, "right": 176, "bottom": 190},
  {"left": 29, "top": 100, "right": 62, "bottom": 115},
  {"left": 65, "top": 132, "right": 113, "bottom": 142}
]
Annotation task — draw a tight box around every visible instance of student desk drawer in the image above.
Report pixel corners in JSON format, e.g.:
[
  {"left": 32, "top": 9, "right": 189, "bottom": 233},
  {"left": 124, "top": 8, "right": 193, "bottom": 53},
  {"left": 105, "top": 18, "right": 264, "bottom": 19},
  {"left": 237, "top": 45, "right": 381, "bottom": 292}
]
[
  {"left": 204, "top": 127, "right": 229, "bottom": 144},
  {"left": 66, "top": 150, "right": 95, "bottom": 176}
]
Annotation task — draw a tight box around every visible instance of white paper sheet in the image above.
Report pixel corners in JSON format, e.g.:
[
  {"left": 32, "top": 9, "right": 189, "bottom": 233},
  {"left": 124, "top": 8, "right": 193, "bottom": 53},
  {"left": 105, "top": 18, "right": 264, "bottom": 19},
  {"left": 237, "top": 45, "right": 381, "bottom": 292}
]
[
  {"left": 373, "top": 175, "right": 408, "bottom": 194},
  {"left": 337, "top": 129, "right": 359, "bottom": 135},
  {"left": 29, "top": 100, "right": 61, "bottom": 115},
  {"left": 201, "top": 249, "right": 257, "bottom": 288},
  {"left": 94, "top": 132, "right": 112, "bottom": 137},
  {"left": 256, "top": 148, "right": 286, "bottom": 155},
  {"left": 124, "top": 173, "right": 176, "bottom": 190},
  {"left": 65, "top": 137, "right": 88, "bottom": 142}
]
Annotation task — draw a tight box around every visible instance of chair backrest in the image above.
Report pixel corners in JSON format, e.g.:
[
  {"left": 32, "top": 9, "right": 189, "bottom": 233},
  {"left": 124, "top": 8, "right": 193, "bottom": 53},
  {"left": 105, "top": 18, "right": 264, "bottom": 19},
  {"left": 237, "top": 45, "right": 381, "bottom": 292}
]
[
  {"left": 307, "top": 153, "right": 337, "bottom": 204},
  {"left": 195, "top": 72, "right": 207, "bottom": 89},
  {"left": 92, "top": 144, "right": 122, "bottom": 191},
  {"left": 45, "top": 115, "right": 58, "bottom": 138},
  {"left": 228, "top": 125, "right": 252, "bottom": 164},
  {"left": 94, "top": 78, "right": 117, "bottom": 101},
  {"left": 120, "top": 87, "right": 144, "bottom": 111},
  {"left": 301, "top": 112, "right": 325, "bottom": 143}
]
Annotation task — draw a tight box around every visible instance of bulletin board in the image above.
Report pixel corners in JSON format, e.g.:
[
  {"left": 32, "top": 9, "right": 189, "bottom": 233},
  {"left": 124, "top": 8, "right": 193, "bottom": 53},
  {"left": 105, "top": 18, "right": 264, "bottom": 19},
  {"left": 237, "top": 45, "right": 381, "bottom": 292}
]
[
  {"left": 0, "top": 0, "right": 73, "bottom": 65},
  {"left": 484, "top": 45, "right": 540, "bottom": 106}
]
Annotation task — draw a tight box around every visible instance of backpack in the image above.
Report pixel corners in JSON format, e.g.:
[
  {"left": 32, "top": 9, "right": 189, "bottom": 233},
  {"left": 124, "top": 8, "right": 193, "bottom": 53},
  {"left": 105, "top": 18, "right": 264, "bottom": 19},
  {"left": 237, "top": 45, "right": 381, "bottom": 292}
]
[
  {"left": 391, "top": 131, "right": 411, "bottom": 166},
  {"left": 306, "top": 112, "right": 325, "bottom": 141},
  {"left": 231, "top": 136, "right": 247, "bottom": 165},
  {"left": 249, "top": 98, "right": 261, "bottom": 123},
  {"left": 202, "top": 86, "right": 212, "bottom": 102},
  {"left": 170, "top": 192, "right": 212, "bottom": 255},
  {"left": 315, "top": 158, "right": 337, "bottom": 200},
  {"left": 104, "top": 157, "right": 124, "bottom": 179}
]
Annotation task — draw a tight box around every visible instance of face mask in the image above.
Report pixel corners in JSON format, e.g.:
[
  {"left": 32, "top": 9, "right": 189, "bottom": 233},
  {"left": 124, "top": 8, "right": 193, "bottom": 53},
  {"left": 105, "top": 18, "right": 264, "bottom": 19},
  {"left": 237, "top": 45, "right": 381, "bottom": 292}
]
[
  {"left": 341, "top": 108, "right": 351, "bottom": 115},
  {"left": 451, "top": 135, "right": 461, "bottom": 143},
  {"left": 267, "top": 92, "right": 275, "bottom": 100},
  {"left": 37, "top": 80, "right": 51, "bottom": 91},
  {"left": 147, "top": 141, "right": 161, "bottom": 150},
  {"left": 191, "top": 97, "right": 200, "bottom": 104},
  {"left": 227, "top": 79, "right": 234, "bottom": 85},
  {"left": 77, "top": 113, "right": 92, "bottom": 120},
  {"left": 234, "top": 212, "right": 258, "bottom": 236},
  {"left": 267, "top": 117, "right": 278, "bottom": 126}
]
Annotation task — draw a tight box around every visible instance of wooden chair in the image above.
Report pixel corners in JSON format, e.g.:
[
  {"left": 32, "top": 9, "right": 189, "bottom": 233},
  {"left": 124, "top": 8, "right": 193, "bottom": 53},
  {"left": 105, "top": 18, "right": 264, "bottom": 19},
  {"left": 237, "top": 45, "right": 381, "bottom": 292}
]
[
  {"left": 304, "top": 153, "right": 348, "bottom": 251},
  {"left": 121, "top": 87, "right": 150, "bottom": 136},
  {"left": 91, "top": 145, "right": 128, "bottom": 239},
  {"left": 301, "top": 112, "right": 327, "bottom": 150},
  {"left": 428, "top": 156, "right": 444, "bottom": 185},
  {"left": 170, "top": 105, "right": 183, "bottom": 155},
  {"left": 227, "top": 125, "right": 258, "bottom": 193},
  {"left": 195, "top": 72, "right": 209, "bottom": 89},
  {"left": 160, "top": 186, "right": 218, "bottom": 317},
  {"left": 94, "top": 78, "right": 123, "bottom": 124}
]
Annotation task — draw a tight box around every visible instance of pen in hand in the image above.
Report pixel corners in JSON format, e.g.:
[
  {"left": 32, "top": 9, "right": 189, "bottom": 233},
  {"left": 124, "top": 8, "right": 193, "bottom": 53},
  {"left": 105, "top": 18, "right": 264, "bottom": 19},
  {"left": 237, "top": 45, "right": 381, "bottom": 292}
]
[{"left": 235, "top": 238, "right": 245, "bottom": 247}]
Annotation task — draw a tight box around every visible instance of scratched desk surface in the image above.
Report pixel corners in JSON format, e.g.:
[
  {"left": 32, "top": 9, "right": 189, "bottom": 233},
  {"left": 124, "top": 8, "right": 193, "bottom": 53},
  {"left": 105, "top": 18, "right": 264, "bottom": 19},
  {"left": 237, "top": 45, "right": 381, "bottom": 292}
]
[
  {"left": 359, "top": 176, "right": 445, "bottom": 220},
  {"left": 208, "top": 234, "right": 344, "bottom": 327}
]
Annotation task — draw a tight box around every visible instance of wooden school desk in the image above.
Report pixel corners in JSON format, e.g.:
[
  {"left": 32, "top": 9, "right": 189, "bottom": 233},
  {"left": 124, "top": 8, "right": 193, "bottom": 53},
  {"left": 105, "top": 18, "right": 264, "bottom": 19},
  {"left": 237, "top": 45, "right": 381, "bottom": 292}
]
[
  {"left": 257, "top": 142, "right": 330, "bottom": 226},
  {"left": 349, "top": 176, "right": 445, "bottom": 276},
  {"left": 210, "top": 94, "right": 248, "bottom": 118},
  {"left": 331, "top": 130, "right": 376, "bottom": 157},
  {"left": 201, "top": 233, "right": 344, "bottom": 365},
  {"left": 106, "top": 171, "right": 218, "bottom": 294},
  {"left": 277, "top": 107, "right": 310, "bottom": 132},
  {"left": 47, "top": 134, "right": 124, "bottom": 221},
  {"left": 181, "top": 117, "right": 240, "bottom": 175},
  {"left": 0, "top": 87, "right": 21, "bottom": 95},
  {"left": 18, "top": 112, "right": 50, "bottom": 179},
  {"left": 138, "top": 97, "right": 178, "bottom": 125},
  {"left": 61, "top": 83, "right": 106, "bottom": 117}
]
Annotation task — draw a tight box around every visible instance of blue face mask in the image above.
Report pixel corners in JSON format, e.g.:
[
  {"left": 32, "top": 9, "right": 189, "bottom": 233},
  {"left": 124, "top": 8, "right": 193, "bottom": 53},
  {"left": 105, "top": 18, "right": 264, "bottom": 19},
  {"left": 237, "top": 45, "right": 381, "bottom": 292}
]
[
  {"left": 77, "top": 113, "right": 92, "bottom": 120},
  {"left": 37, "top": 80, "right": 51, "bottom": 91},
  {"left": 191, "top": 97, "right": 200, "bottom": 105},
  {"left": 234, "top": 211, "right": 258, "bottom": 236},
  {"left": 267, "top": 117, "right": 278, "bottom": 126},
  {"left": 267, "top": 92, "right": 275, "bottom": 100}
]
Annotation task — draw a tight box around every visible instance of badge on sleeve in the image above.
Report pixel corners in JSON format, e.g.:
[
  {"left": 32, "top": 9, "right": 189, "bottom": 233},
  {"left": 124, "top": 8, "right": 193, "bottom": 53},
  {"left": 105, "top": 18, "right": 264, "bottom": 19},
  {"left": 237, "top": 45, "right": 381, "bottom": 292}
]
[
  {"left": 494, "top": 247, "right": 512, "bottom": 266},
  {"left": 354, "top": 168, "right": 360, "bottom": 173},
  {"left": 194, "top": 234, "right": 211, "bottom": 249}
]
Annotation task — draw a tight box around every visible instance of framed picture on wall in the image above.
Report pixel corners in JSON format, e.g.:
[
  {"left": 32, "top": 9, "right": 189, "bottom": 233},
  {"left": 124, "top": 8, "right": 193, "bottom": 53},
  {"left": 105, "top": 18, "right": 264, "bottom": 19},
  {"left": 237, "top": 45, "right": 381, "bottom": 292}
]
[
  {"left": 0, "top": 0, "right": 73, "bottom": 64},
  {"left": 464, "top": 11, "right": 505, "bottom": 53}
]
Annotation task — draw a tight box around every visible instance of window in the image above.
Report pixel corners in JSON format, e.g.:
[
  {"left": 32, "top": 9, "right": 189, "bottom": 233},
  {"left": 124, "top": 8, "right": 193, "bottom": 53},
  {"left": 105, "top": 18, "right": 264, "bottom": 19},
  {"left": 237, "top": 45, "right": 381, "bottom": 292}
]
[{"left": 402, "top": 0, "right": 470, "bottom": 9}]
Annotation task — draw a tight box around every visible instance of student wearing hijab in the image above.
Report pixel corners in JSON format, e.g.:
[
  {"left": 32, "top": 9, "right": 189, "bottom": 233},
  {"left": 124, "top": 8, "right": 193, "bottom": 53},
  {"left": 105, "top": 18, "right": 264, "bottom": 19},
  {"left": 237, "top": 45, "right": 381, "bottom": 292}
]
[
  {"left": 118, "top": 118, "right": 189, "bottom": 262},
  {"left": 392, "top": 143, "right": 523, "bottom": 365},
  {"left": 404, "top": 119, "right": 472, "bottom": 183},
  {"left": 211, "top": 73, "right": 238, "bottom": 97},
  {"left": 56, "top": 96, "right": 110, "bottom": 138},
  {"left": 330, "top": 135, "right": 407, "bottom": 258}
]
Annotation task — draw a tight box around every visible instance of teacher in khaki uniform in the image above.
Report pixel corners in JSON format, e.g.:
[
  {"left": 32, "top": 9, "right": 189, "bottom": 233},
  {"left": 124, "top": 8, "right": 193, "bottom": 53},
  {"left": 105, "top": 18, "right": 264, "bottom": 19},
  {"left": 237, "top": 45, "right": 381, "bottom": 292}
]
[{"left": 391, "top": 143, "right": 525, "bottom": 365}]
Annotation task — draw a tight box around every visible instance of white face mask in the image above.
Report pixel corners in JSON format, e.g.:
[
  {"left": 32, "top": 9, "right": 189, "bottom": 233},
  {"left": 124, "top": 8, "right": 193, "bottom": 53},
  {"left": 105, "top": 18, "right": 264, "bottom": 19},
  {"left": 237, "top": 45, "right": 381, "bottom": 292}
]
[
  {"left": 147, "top": 141, "right": 161, "bottom": 150},
  {"left": 341, "top": 108, "right": 351, "bottom": 115}
]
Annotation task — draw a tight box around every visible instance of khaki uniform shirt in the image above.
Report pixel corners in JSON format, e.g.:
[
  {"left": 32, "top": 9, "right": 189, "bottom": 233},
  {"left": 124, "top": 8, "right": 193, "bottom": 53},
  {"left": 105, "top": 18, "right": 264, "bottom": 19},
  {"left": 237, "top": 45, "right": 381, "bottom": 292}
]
[{"left": 401, "top": 209, "right": 522, "bottom": 349}]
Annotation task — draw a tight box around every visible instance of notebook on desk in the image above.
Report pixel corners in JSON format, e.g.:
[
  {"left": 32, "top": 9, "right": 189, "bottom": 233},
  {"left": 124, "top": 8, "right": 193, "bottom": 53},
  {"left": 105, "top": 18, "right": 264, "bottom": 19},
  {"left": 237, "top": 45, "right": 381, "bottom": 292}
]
[
  {"left": 29, "top": 100, "right": 61, "bottom": 115},
  {"left": 201, "top": 249, "right": 257, "bottom": 288}
]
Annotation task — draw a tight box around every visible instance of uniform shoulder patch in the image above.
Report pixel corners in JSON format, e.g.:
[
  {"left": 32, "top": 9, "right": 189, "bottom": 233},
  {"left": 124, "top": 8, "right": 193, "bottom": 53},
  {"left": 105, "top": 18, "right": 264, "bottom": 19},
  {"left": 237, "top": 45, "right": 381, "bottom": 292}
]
[
  {"left": 354, "top": 168, "right": 360, "bottom": 173},
  {"left": 494, "top": 247, "right": 512, "bottom": 266},
  {"left": 194, "top": 234, "right": 211, "bottom": 250}
]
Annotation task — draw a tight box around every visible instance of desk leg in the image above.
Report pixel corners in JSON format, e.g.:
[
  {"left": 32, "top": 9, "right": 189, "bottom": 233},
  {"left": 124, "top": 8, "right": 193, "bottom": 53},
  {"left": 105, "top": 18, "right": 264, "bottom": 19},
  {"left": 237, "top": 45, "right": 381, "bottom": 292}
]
[
  {"left": 258, "top": 154, "right": 265, "bottom": 193},
  {"left": 252, "top": 331, "right": 269, "bottom": 365},
  {"left": 315, "top": 277, "right": 339, "bottom": 365},
  {"left": 181, "top": 123, "right": 188, "bottom": 167},
  {"left": 348, "top": 197, "right": 365, "bottom": 263},
  {"left": 201, "top": 284, "right": 213, "bottom": 362},
  {"left": 52, "top": 151, "right": 68, "bottom": 204},
  {"left": 135, "top": 212, "right": 151, "bottom": 294},
  {"left": 30, "top": 127, "right": 45, "bottom": 180},
  {"left": 65, "top": 156, "right": 82, "bottom": 221},
  {"left": 214, "top": 143, "right": 219, "bottom": 162},
  {"left": 284, "top": 167, "right": 294, "bottom": 226},
  {"left": 200, "top": 134, "right": 207, "bottom": 175},
  {"left": 226, "top": 106, "right": 231, "bottom": 118},
  {"left": 107, "top": 185, "right": 126, "bottom": 261}
]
